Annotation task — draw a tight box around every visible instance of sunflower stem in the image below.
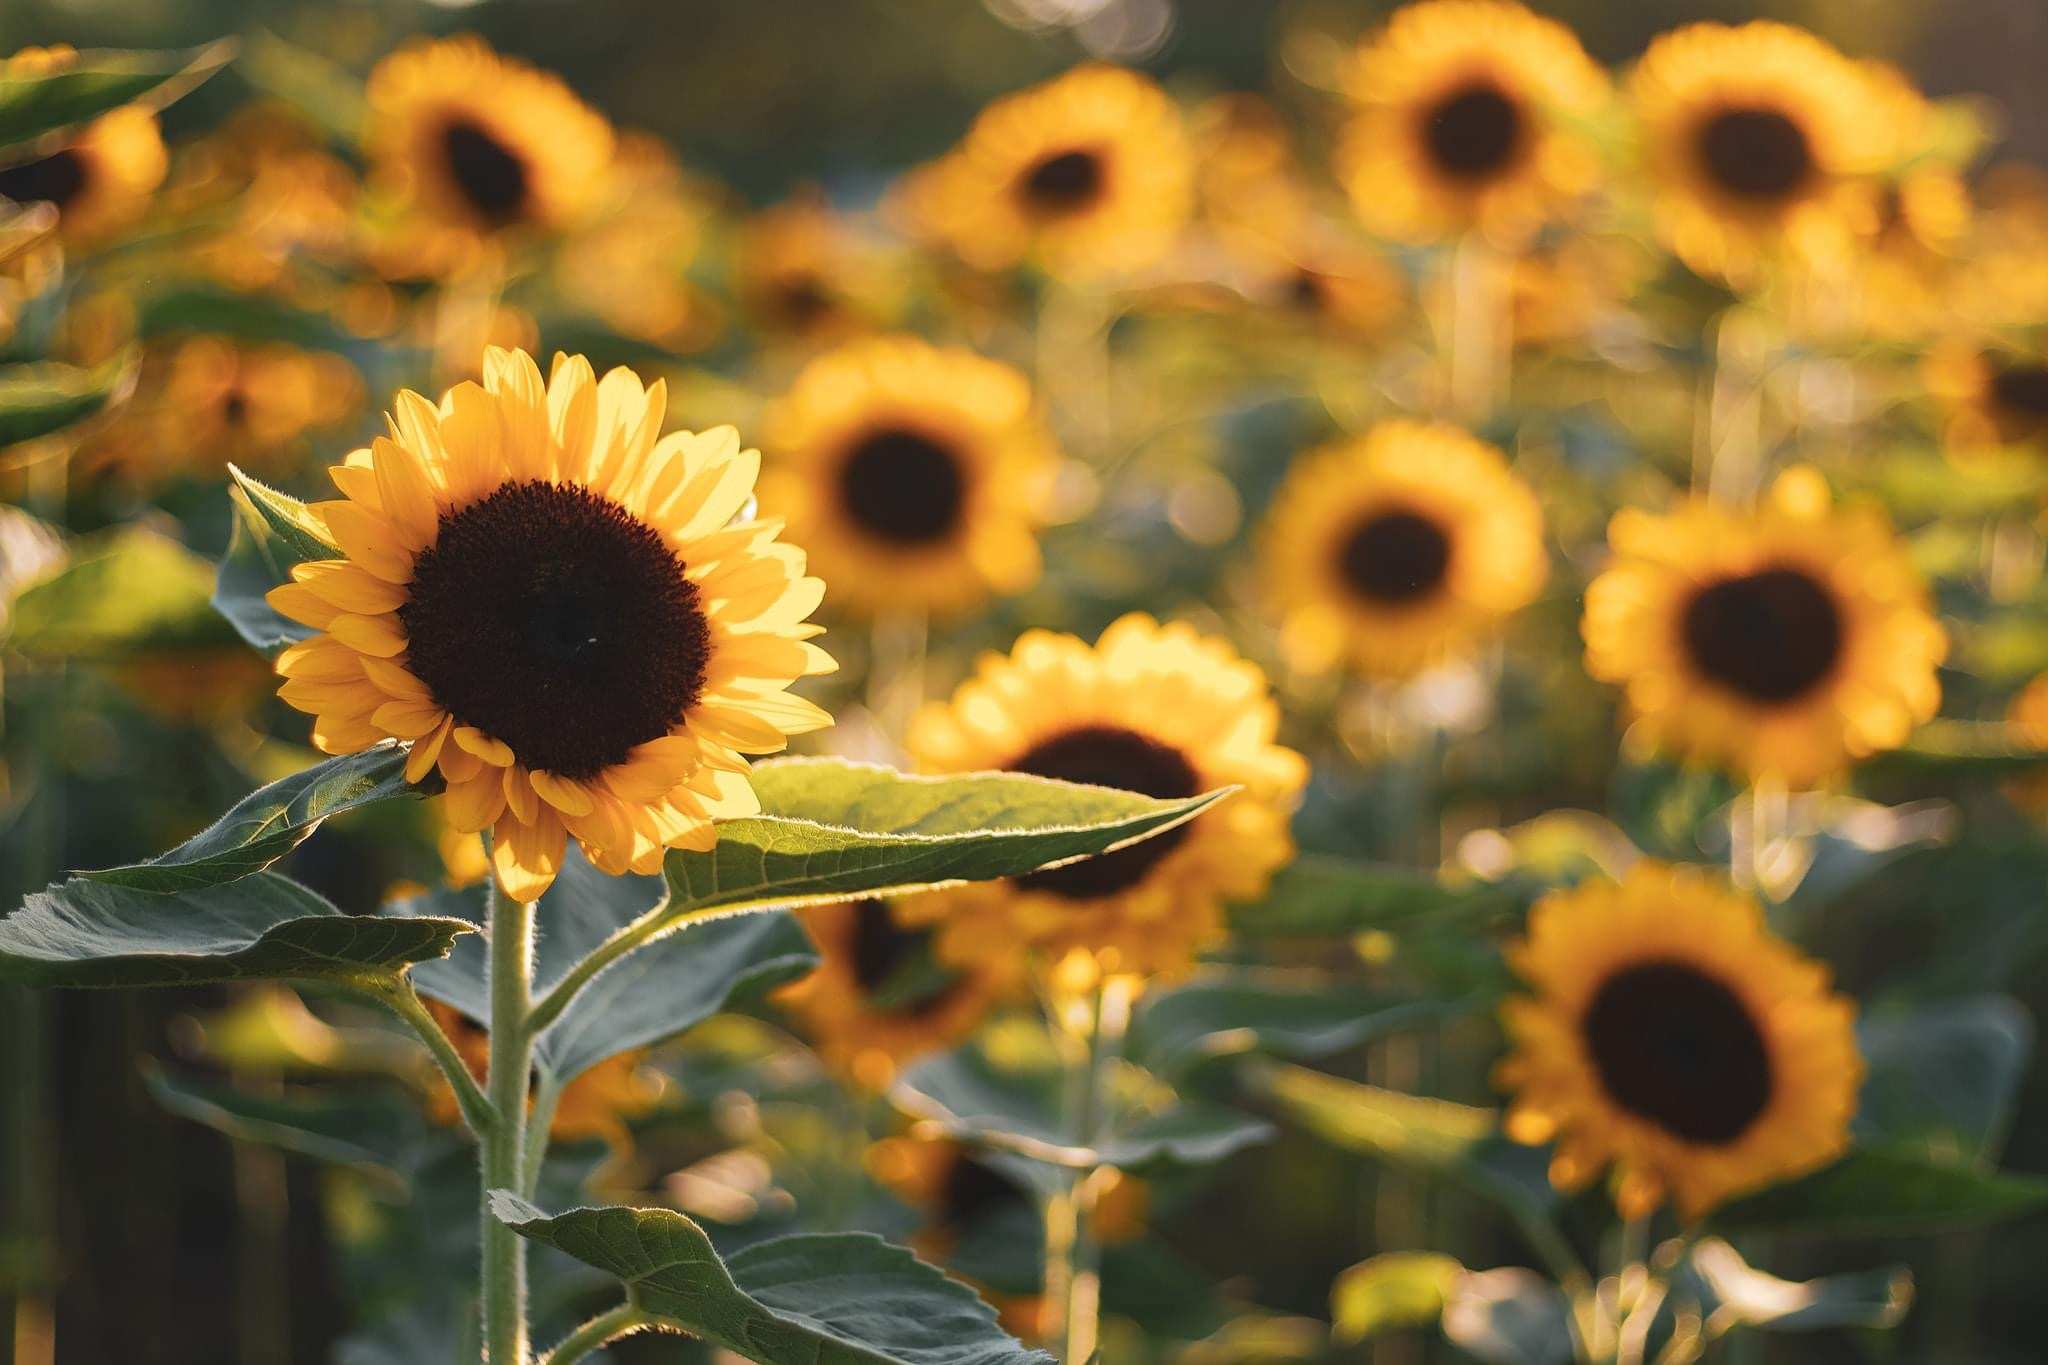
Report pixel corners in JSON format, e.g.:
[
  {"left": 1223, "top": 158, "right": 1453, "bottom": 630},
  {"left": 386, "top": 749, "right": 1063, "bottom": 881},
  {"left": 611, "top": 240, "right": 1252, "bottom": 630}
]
[
  {"left": 372, "top": 979, "right": 496, "bottom": 1139},
  {"left": 521, "top": 1064, "right": 565, "bottom": 1199},
  {"left": 1043, "top": 970, "right": 1132, "bottom": 1364},
  {"left": 538, "top": 1302, "right": 645, "bottom": 1365},
  {"left": 482, "top": 881, "right": 536, "bottom": 1364},
  {"left": 1446, "top": 231, "right": 1510, "bottom": 423}
]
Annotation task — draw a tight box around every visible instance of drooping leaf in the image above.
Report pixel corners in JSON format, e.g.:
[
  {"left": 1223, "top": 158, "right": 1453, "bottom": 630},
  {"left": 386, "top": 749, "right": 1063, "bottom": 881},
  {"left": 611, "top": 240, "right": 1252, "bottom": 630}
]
[
  {"left": 3, "top": 525, "right": 228, "bottom": 657},
  {"left": 1679, "top": 1238, "right": 1911, "bottom": 1331},
  {"left": 0, "top": 352, "right": 137, "bottom": 447},
  {"left": 491, "top": 1196, "right": 1053, "bottom": 1365},
  {"left": 1228, "top": 854, "right": 1523, "bottom": 939},
  {"left": 1128, "top": 970, "right": 1466, "bottom": 1080},
  {"left": 227, "top": 462, "right": 340, "bottom": 566},
  {"left": 1331, "top": 1252, "right": 1462, "bottom": 1343},
  {"left": 81, "top": 746, "right": 421, "bottom": 892},
  {"left": 1708, "top": 1145, "right": 2048, "bottom": 1236},
  {"left": 0, "top": 871, "right": 472, "bottom": 988},
  {"left": 144, "top": 1065, "right": 421, "bottom": 1186},
  {"left": 1856, "top": 994, "right": 2033, "bottom": 1162},
  {"left": 0, "top": 42, "right": 231, "bottom": 153}
]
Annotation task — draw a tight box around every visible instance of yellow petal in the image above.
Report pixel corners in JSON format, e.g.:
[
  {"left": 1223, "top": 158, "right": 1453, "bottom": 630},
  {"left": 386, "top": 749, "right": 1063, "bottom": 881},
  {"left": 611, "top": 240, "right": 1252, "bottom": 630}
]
[
  {"left": 329, "top": 613, "right": 408, "bottom": 658},
  {"left": 530, "top": 770, "right": 596, "bottom": 818},
  {"left": 492, "top": 809, "right": 566, "bottom": 903},
  {"left": 406, "top": 717, "right": 452, "bottom": 783}
]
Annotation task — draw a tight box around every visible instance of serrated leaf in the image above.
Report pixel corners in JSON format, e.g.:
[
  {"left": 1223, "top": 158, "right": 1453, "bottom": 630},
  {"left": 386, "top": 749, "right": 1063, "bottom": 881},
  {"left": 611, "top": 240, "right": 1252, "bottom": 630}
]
[
  {"left": 0, "top": 871, "right": 472, "bottom": 988},
  {"left": 1331, "top": 1252, "right": 1462, "bottom": 1343},
  {"left": 397, "top": 845, "right": 818, "bottom": 1084},
  {"left": 1681, "top": 1238, "right": 1911, "bottom": 1331},
  {"left": 1128, "top": 970, "right": 1464, "bottom": 1080},
  {"left": 0, "top": 42, "right": 231, "bottom": 153},
  {"left": 0, "top": 352, "right": 137, "bottom": 447},
  {"left": 1228, "top": 854, "right": 1522, "bottom": 938},
  {"left": 227, "top": 462, "right": 339, "bottom": 565},
  {"left": 4, "top": 524, "right": 228, "bottom": 657},
  {"left": 491, "top": 1197, "right": 1053, "bottom": 1364},
  {"left": 1707, "top": 1145, "right": 2048, "bottom": 1236},
  {"left": 81, "top": 746, "right": 420, "bottom": 892}
]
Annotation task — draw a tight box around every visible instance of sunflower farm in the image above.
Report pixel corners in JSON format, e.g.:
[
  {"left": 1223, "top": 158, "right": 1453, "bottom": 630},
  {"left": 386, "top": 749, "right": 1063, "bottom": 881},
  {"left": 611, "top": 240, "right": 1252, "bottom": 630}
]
[{"left": 7, "top": 3, "right": 2048, "bottom": 1363}]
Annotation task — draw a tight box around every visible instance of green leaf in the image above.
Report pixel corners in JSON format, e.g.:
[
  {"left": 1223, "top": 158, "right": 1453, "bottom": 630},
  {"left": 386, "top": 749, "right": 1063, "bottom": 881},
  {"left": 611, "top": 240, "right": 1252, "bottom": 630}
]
[
  {"left": 1856, "top": 995, "right": 2032, "bottom": 1163},
  {"left": 1331, "top": 1253, "right": 1462, "bottom": 1343},
  {"left": 227, "top": 462, "right": 340, "bottom": 566},
  {"left": 0, "top": 352, "right": 137, "bottom": 447},
  {"left": 1228, "top": 854, "right": 1521, "bottom": 938},
  {"left": 1708, "top": 1146, "right": 2048, "bottom": 1236},
  {"left": 144, "top": 1065, "right": 419, "bottom": 1187},
  {"left": 653, "top": 758, "right": 1232, "bottom": 928},
  {"left": 1861, "top": 720, "right": 2048, "bottom": 781},
  {"left": 1679, "top": 1238, "right": 1911, "bottom": 1331},
  {"left": 0, "top": 42, "right": 232, "bottom": 153},
  {"left": 237, "top": 31, "right": 368, "bottom": 147},
  {"left": 213, "top": 497, "right": 314, "bottom": 656},
  {"left": 397, "top": 847, "right": 818, "bottom": 1084},
  {"left": 0, "top": 872, "right": 472, "bottom": 988},
  {"left": 81, "top": 746, "right": 421, "bottom": 892},
  {"left": 139, "top": 283, "right": 359, "bottom": 354},
  {"left": 1129, "top": 970, "right": 1465, "bottom": 1080},
  {"left": 490, "top": 1197, "right": 1053, "bottom": 1364},
  {"left": 4, "top": 525, "right": 228, "bottom": 657}
]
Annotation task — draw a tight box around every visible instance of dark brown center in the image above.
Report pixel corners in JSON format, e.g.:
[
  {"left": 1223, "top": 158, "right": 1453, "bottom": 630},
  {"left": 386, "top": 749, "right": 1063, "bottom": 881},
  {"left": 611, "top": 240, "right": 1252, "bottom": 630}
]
[
  {"left": 398, "top": 480, "right": 709, "bottom": 778},
  {"left": 1582, "top": 960, "right": 1772, "bottom": 1146},
  {"left": 441, "top": 116, "right": 530, "bottom": 226},
  {"left": 835, "top": 426, "right": 967, "bottom": 546},
  {"left": 1697, "top": 107, "right": 1813, "bottom": 203},
  {"left": 848, "top": 901, "right": 926, "bottom": 993},
  {"left": 1680, "top": 565, "right": 1842, "bottom": 705},
  {"left": 772, "top": 275, "right": 834, "bottom": 328},
  {"left": 1421, "top": 81, "right": 1524, "bottom": 181},
  {"left": 936, "top": 1153, "right": 1028, "bottom": 1233},
  {"left": 1990, "top": 361, "right": 2048, "bottom": 431},
  {"left": 1336, "top": 508, "right": 1452, "bottom": 605},
  {"left": 1009, "top": 725, "right": 1201, "bottom": 900},
  {"left": 0, "top": 148, "right": 88, "bottom": 211},
  {"left": 1017, "top": 148, "right": 1105, "bottom": 216}
]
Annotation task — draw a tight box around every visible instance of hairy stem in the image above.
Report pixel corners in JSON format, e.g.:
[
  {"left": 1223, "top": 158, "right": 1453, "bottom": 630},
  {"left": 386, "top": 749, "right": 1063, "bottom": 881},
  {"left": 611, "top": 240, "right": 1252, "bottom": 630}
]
[
  {"left": 482, "top": 884, "right": 536, "bottom": 1364},
  {"left": 539, "top": 1302, "right": 646, "bottom": 1365},
  {"left": 372, "top": 980, "right": 495, "bottom": 1138}
]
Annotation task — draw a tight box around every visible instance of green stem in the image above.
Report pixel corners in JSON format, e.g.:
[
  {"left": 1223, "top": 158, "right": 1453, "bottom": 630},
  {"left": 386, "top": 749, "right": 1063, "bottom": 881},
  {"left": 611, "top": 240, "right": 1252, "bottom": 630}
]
[
  {"left": 521, "top": 1065, "right": 564, "bottom": 1199},
  {"left": 1043, "top": 976, "right": 1130, "bottom": 1364},
  {"left": 483, "top": 884, "right": 536, "bottom": 1364},
  {"left": 538, "top": 1302, "right": 645, "bottom": 1365},
  {"left": 526, "top": 899, "right": 725, "bottom": 1039},
  {"left": 371, "top": 981, "right": 495, "bottom": 1138}
]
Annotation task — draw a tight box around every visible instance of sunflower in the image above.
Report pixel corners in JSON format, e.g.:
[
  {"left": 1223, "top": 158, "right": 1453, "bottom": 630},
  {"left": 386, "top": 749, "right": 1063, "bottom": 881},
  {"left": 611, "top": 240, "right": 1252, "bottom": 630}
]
[
  {"left": 1334, "top": 1, "right": 1610, "bottom": 246},
  {"left": 0, "top": 48, "right": 166, "bottom": 246},
  {"left": 1628, "top": 22, "right": 1900, "bottom": 285},
  {"left": 363, "top": 36, "right": 613, "bottom": 255},
  {"left": 735, "top": 191, "right": 881, "bottom": 341},
  {"left": 267, "top": 346, "right": 834, "bottom": 902},
  {"left": 868, "top": 1131, "right": 1147, "bottom": 1261},
  {"left": 1259, "top": 421, "right": 1547, "bottom": 680},
  {"left": 555, "top": 132, "right": 719, "bottom": 351},
  {"left": 1191, "top": 93, "right": 1317, "bottom": 260},
  {"left": 423, "top": 1001, "right": 661, "bottom": 1150},
  {"left": 1582, "top": 470, "right": 1945, "bottom": 787},
  {"left": 1498, "top": 861, "right": 1860, "bottom": 1220},
  {"left": 760, "top": 336, "right": 1056, "bottom": 617},
  {"left": 173, "top": 103, "right": 360, "bottom": 294},
  {"left": 899, "top": 64, "right": 1192, "bottom": 278},
  {"left": 156, "top": 337, "right": 362, "bottom": 476},
  {"left": 899, "top": 614, "right": 1306, "bottom": 980},
  {"left": 776, "top": 900, "right": 1017, "bottom": 1089},
  {"left": 1926, "top": 337, "right": 2048, "bottom": 465}
]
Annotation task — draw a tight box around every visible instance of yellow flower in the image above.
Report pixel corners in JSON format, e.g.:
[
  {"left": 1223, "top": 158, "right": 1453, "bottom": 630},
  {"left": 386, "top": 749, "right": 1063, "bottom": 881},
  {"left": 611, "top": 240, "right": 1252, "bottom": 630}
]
[
  {"left": 899, "top": 65, "right": 1192, "bottom": 278},
  {"left": 554, "top": 132, "right": 720, "bottom": 351},
  {"left": 1260, "top": 421, "right": 1547, "bottom": 680},
  {"left": 1628, "top": 22, "right": 1899, "bottom": 285},
  {"left": 423, "top": 1001, "right": 661, "bottom": 1150},
  {"left": 776, "top": 900, "right": 1017, "bottom": 1090},
  {"left": 1926, "top": 338, "right": 2048, "bottom": 466},
  {"left": 1498, "top": 861, "right": 1861, "bottom": 1220},
  {"left": 267, "top": 347, "right": 835, "bottom": 902},
  {"left": 0, "top": 48, "right": 166, "bottom": 246},
  {"left": 1334, "top": 1, "right": 1610, "bottom": 246},
  {"left": 173, "top": 103, "right": 361, "bottom": 293},
  {"left": 160, "top": 337, "right": 362, "bottom": 475},
  {"left": 364, "top": 36, "right": 613, "bottom": 259},
  {"left": 760, "top": 335, "right": 1056, "bottom": 617},
  {"left": 1191, "top": 93, "right": 1317, "bottom": 259},
  {"left": 1582, "top": 471, "right": 1945, "bottom": 786},
  {"left": 735, "top": 191, "right": 882, "bottom": 341},
  {"left": 900, "top": 613, "right": 1307, "bottom": 980}
]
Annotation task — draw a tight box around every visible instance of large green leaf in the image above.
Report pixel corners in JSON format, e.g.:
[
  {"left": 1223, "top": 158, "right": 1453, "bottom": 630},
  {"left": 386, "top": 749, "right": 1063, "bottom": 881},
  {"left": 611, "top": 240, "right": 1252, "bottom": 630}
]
[
  {"left": 0, "top": 42, "right": 231, "bottom": 153},
  {"left": 1707, "top": 1146, "right": 2048, "bottom": 1236},
  {"left": 81, "top": 746, "right": 422, "bottom": 892},
  {"left": 0, "top": 352, "right": 137, "bottom": 447},
  {"left": 491, "top": 1197, "right": 1053, "bottom": 1364},
  {"left": 397, "top": 846, "right": 818, "bottom": 1084},
  {"left": 3, "top": 525, "right": 228, "bottom": 657},
  {"left": 1128, "top": 970, "right": 1465, "bottom": 1080},
  {"left": 0, "top": 872, "right": 472, "bottom": 988},
  {"left": 1228, "top": 854, "right": 1523, "bottom": 938}
]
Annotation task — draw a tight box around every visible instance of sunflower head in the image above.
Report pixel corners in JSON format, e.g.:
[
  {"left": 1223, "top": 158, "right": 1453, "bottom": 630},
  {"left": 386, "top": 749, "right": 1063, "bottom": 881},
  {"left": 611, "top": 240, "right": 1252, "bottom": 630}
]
[
  {"left": 267, "top": 347, "right": 835, "bottom": 902},
  {"left": 1583, "top": 469, "right": 1945, "bottom": 786},
  {"left": 1335, "top": 0, "right": 1611, "bottom": 245},
  {"left": 1261, "top": 420, "right": 1547, "bottom": 680},
  {"left": 899, "top": 613, "right": 1306, "bottom": 981},
  {"left": 761, "top": 335, "right": 1057, "bottom": 617},
  {"left": 0, "top": 49, "right": 166, "bottom": 245},
  {"left": 155, "top": 336, "right": 363, "bottom": 476},
  {"left": 898, "top": 64, "right": 1192, "bottom": 278},
  {"left": 1498, "top": 861, "right": 1860, "bottom": 1220},
  {"left": 1927, "top": 337, "right": 2048, "bottom": 463}
]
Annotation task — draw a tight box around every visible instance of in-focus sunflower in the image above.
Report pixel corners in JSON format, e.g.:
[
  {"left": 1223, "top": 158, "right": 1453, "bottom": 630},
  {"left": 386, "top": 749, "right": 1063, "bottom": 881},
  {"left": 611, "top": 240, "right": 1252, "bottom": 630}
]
[
  {"left": 899, "top": 613, "right": 1307, "bottom": 980},
  {"left": 0, "top": 48, "right": 166, "bottom": 245},
  {"left": 1260, "top": 420, "right": 1547, "bottom": 679},
  {"left": 1926, "top": 337, "right": 2048, "bottom": 464},
  {"left": 760, "top": 336, "right": 1056, "bottom": 617},
  {"left": 423, "top": 1001, "right": 661, "bottom": 1150},
  {"left": 1629, "top": 22, "right": 1898, "bottom": 284},
  {"left": 1582, "top": 470, "right": 1945, "bottom": 786},
  {"left": 899, "top": 65, "right": 1192, "bottom": 278},
  {"left": 1334, "top": 1, "right": 1610, "bottom": 246},
  {"left": 364, "top": 36, "right": 613, "bottom": 256},
  {"left": 776, "top": 900, "right": 1017, "bottom": 1090},
  {"left": 268, "top": 346, "right": 834, "bottom": 902},
  {"left": 1498, "top": 861, "right": 1860, "bottom": 1220}
]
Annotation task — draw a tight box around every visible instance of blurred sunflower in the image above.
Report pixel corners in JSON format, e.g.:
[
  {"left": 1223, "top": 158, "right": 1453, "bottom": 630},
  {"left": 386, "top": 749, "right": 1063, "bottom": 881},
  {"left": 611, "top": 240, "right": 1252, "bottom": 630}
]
[
  {"left": 1628, "top": 22, "right": 1897, "bottom": 285},
  {"left": 0, "top": 48, "right": 166, "bottom": 245},
  {"left": 900, "top": 613, "right": 1306, "bottom": 980},
  {"left": 899, "top": 64, "right": 1192, "bottom": 278},
  {"left": 1190, "top": 93, "right": 1316, "bottom": 260},
  {"left": 1506, "top": 233, "right": 1652, "bottom": 349},
  {"left": 869, "top": 1131, "right": 1147, "bottom": 1262},
  {"left": 267, "top": 347, "right": 834, "bottom": 901},
  {"left": 364, "top": 36, "right": 613, "bottom": 263},
  {"left": 156, "top": 337, "right": 362, "bottom": 476},
  {"left": 553, "top": 133, "right": 720, "bottom": 351},
  {"left": 1334, "top": 0, "right": 1610, "bottom": 246},
  {"left": 1260, "top": 421, "right": 1547, "bottom": 680},
  {"left": 760, "top": 335, "right": 1056, "bottom": 617},
  {"left": 423, "top": 1001, "right": 661, "bottom": 1150},
  {"left": 735, "top": 191, "right": 878, "bottom": 341},
  {"left": 171, "top": 103, "right": 360, "bottom": 293},
  {"left": 1926, "top": 338, "right": 2048, "bottom": 464},
  {"left": 776, "top": 900, "right": 1016, "bottom": 1090},
  {"left": 1582, "top": 470, "right": 1945, "bottom": 786},
  {"left": 1498, "top": 861, "right": 1860, "bottom": 1220}
]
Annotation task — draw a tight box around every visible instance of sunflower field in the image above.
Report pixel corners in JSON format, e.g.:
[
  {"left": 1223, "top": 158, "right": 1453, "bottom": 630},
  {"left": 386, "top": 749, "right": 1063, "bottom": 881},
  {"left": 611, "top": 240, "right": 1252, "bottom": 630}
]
[{"left": 7, "top": 0, "right": 2048, "bottom": 1361}]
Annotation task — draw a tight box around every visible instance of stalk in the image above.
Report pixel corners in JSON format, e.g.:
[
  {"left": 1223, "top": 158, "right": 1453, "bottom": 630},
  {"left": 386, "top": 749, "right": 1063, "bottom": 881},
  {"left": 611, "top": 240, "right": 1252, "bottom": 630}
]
[
  {"left": 539, "top": 1303, "right": 645, "bottom": 1365},
  {"left": 1043, "top": 974, "right": 1133, "bottom": 1363},
  {"left": 481, "top": 883, "right": 536, "bottom": 1364},
  {"left": 1446, "top": 232, "right": 1510, "bottom": 423}
]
